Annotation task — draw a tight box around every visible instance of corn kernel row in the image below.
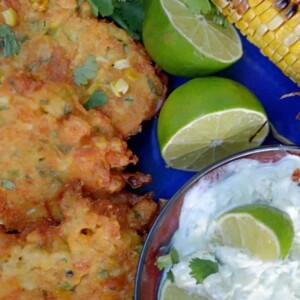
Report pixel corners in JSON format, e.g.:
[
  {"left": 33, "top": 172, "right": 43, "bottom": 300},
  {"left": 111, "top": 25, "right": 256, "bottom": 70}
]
[{"left": 212, "top": 0, "right": 300, "bottom": 86}]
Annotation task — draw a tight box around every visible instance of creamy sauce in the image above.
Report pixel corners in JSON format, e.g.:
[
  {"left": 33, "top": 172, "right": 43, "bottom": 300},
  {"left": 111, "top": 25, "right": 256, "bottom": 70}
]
[{"left": 169, "top": 154, "right": 300, "bottom": 299}]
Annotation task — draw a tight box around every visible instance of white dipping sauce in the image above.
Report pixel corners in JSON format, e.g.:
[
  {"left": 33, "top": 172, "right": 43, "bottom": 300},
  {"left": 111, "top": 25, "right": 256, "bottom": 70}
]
[{"left": 170, "top": 154, "right": 300, "bottom": 299}]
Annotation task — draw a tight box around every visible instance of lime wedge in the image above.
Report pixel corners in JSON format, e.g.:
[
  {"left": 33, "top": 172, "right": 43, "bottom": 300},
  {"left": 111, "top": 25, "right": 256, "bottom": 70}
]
[
  {"left": 157, "top": 77, "right": 269, "bottom": 171},
  {"left": 160, "top": 280, "right": 206, "bottom": 300},
  {"left": 142, "top": 0, "right": 242, "bottom": 77},
  {"left": 213, "top": 204, "right": 294, "bottom": 260}
]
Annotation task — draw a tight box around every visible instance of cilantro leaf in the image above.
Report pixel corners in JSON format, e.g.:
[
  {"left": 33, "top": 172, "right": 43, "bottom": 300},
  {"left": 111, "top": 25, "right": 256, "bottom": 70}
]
[
  {"left": 155, "top": 248, "right": 179, "bottom": 270},
  {"left": 87, "top": 0, "right": 145, "bottom": 40},
  {"left": 0, "top": 24, "right": 20, "bottom": 57},
  {"left": 1, "top": 179, "right": 16, "bottom": 191},
  {"left": 111, "top": 0, "right": 145, "bottom": 40},
  {"left": 189, "top": 258, "right": 218, "bottom": 284},
  {"left": 83, "top": 90, "right": 108, "bottom": 110},
  {"left": 88, "top": 0, "right": 114, "bottom": 17},
  {"left": 74, "top": 55, "right": 98, "bottom": 86},
  {"left": 211, "top": 4, "right": 227, "bottom": 27},
  {"left": 166, "top": 270, "right": 175, "bottom": 283}
]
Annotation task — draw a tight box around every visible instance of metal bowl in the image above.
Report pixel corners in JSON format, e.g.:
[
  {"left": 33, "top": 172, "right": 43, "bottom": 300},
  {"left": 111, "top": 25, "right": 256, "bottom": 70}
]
[{"left": 134, "top": 145, "right": 300, "bottom": 299}]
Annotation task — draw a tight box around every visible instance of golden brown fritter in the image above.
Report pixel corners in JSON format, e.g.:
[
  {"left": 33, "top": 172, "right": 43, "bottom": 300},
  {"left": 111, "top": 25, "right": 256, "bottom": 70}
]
[
  {"left": 0, "top": 74, "right": 138, "bottom": 230},
  {"left": 0, "top": 0, "right": 166, "bottom": 137},
  {"left": 0, "top": 184, "right": 158, "bottom": 300}
]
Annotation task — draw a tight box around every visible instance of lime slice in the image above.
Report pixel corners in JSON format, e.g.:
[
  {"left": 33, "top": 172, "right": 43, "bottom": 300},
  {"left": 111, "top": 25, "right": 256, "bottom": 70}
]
[
  {"left": 160, "top": 280, "right": 206, "bottom": 300},
  {"left": 157, "top": 77, "right": 269, "bottom": 171},
  {"left": 142, "top": 0, "right": 242, "bottom": 77},
  {"left": 213, "top": 204, "right": 294, "bottom": 260}
]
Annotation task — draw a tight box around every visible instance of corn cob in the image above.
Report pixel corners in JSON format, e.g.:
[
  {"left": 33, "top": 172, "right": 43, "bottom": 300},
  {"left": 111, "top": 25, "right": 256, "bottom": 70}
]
[{"left": 211, "top": 0, "right": 300, "bottom": 86}]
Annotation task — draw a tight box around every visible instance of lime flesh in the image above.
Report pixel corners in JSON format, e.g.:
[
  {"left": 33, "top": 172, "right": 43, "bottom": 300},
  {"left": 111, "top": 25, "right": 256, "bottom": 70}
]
[
  {"left": 157, "top": 77, "right": 269, "bottom": 171},
  {"left": 160, "top": 280, "right": 206, "bottom": 300},
  {"left": 214, "top": 204, "right": 294, "bottom": 260},
  {"left": 142, "top": 0, "right": 242, "bottom": 77}
]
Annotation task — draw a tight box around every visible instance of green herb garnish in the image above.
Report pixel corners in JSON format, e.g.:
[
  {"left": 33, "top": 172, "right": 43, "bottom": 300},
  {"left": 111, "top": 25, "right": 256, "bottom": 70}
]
[
  {"left": 189, "top": 258, "right": 218, "bottom": 284},
  {"left": 83, "top": 90, "right": 108, "bottom": 110},
  {"left": 184, "top": 0, "right": 226, "bottom": 27},
  {"left": 87, "top": 0, "right": 145, "bottom": 40},
  {"left": 1, "top": 179, "right": 16, "bottom": 191},
  {"left": 155, "top": 248, "right": 179, "bottom": 270},
  {"left": 74, "top": 55, "right": 98, "bottom": 86},
  {"left": 0, "top": 24, "right": 20, "bottom": 57}
]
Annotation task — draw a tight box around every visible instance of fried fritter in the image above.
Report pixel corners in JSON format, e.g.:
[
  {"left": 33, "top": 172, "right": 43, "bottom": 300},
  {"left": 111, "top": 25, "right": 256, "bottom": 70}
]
[
  {"left": 0, "top": 74, "right": 138, "bottom": 230},
  {"left": 0, "top": 0, "right": 166, "bottom": 137},
  {"left": 0, "top": 184, "right": 158, "bottom": 300}
]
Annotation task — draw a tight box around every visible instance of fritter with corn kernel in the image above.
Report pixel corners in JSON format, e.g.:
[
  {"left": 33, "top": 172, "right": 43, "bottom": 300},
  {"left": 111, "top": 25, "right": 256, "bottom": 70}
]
[
  {"left": 0, "top": 74, "right": 141, "bottom": 231},
  {"left": 0, "top": 0, "right": 166, "bottom": 137},
  {"left": 0, "top": 184, "right": 158, "bottom": 300}
]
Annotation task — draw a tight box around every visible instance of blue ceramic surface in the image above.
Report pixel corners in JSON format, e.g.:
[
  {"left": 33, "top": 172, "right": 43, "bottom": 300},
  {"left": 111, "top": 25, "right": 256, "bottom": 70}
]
[{"left": 128, "top": 33, "right": 300, "bottom": 200}]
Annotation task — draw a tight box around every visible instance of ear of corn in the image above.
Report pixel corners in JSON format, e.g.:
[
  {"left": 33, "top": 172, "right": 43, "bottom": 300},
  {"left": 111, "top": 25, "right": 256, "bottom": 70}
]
[{"left": 211, "top": 0, "right": 300, "bottom": 86}]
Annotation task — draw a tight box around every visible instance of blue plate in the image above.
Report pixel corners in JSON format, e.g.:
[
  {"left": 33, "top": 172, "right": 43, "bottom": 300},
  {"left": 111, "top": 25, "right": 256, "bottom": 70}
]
[{"left": 128, "top": 34, "right": 300, "bottom": 200}]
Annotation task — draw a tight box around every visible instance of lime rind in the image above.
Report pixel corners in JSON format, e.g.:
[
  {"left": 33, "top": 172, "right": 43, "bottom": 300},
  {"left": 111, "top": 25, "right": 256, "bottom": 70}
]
[
  {"left": 161, "top": 0, "right": 242, "bottom": 62},
  {"left": 215, "top": 204, "right": 295, "bottom": 260},
  {"left": 157, "top": 77, "right": 269, "bottom": 171}
]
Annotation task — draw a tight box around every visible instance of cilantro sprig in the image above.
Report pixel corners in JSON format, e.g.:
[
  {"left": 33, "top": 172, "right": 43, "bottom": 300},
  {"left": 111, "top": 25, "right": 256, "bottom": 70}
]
[
  {"left": 87, "top": 0, "right": 226, "bottom": 41},
  {"left": 73, "top": 55, "right": 98, "bottom": 86},
  {"left": 189, "top": 258, "right": 218, "bottom": 284},
  {"left": 0, "top": 24, "right": 20, "bottom": 57},
  {"left": 83, "top": 90, "right": 108, "bottom": 110},
  {"left": 155, "top": 248, "right": 179, "bottom": 271},
  {"left": 183, "top": 0, "right": 227, "bottom": 26},
  {"left": 87, "top": 0, "right": 146, "bottom": 40}
]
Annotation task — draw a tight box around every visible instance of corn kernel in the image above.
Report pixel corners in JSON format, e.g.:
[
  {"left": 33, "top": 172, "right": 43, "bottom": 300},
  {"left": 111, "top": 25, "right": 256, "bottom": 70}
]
[
  {"left": 214, "top": 0, "right": 229, "bottom": 9},
  {"left": 113, "top": 59, "right": 130, "bottom": 70},
  {"left": 259, "top": 8, "right": 277, "bottom": 24},
  {"left": 1, "top": 8, "right": 17, "bottom": 27},
  {"left": 263, "top": 31, "right": 275, "bottom": 44},
  {"left": 236, "top": 19, "right": 249, "bottom": 33},
  {"left": 261, "top": 46, "right": 275, "bottom": 57},
  {"left": 254, "top": 1, "right": 271, "bottom": 16},
  {"left": 272, "top": 52, "right": 283, "bottom": 63},
  {"left": 277, "top": 59, "right": 288, "bottom": 72},
  {"left": 283, "top": 33, "right": 298, "bottom": 47},
  {"left": 275, "top": 25, "right": 292, "bottom": 41},
  {"left": 227, "top": 12, "right": 241, "bottom": 23},
  {"left": 290, "top": 40, "right": 300, "bottom": 56},
  {"left": 286, "top": 13, "right": 300, "bottom": 29},
  {"left": 125, "top": 68, "right": 139, "bottom": 81},
  {"left": 247, "top": 0, "right": 264, "bottom": 8},
  {"left": 276, "top": 45, "right": 289, "bottom": 56},
  {"left": 110, "top": 79, "right": 129, "bottom": 97},
  {"left": 291, "top": 59, "right": 300, "bottom": 70},
  {"left": 267, "top": 15, "right": 284, "bottom": 31},
  {"left": 242, "top": 9, "right": 256, "bottom": 22},
  {"left": 256, "top": 36, "right": 268, "bottom": 49},
  {"left": 255, "top": 24, "right": 268, "bottom": 37},
  {"left": 269, "top": 39, "right": 281, "bottom": 50},
  {"left": 247, "top": 16, "right": 261, "bottom": 35},
  {"left": 284, "top": 53, "right": 297, "bottom": 65}
]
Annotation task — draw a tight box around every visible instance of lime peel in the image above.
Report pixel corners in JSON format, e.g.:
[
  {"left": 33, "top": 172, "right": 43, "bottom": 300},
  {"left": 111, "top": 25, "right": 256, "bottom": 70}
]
[
  {"left": 158, "top": 77, "right": 269, "bottom": 171},
  {"left": 142, "top": 0, "right": 242, "bottom": 76},
  {"left": 214, "top": 204, "right": 295, "bottom": 260}
]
